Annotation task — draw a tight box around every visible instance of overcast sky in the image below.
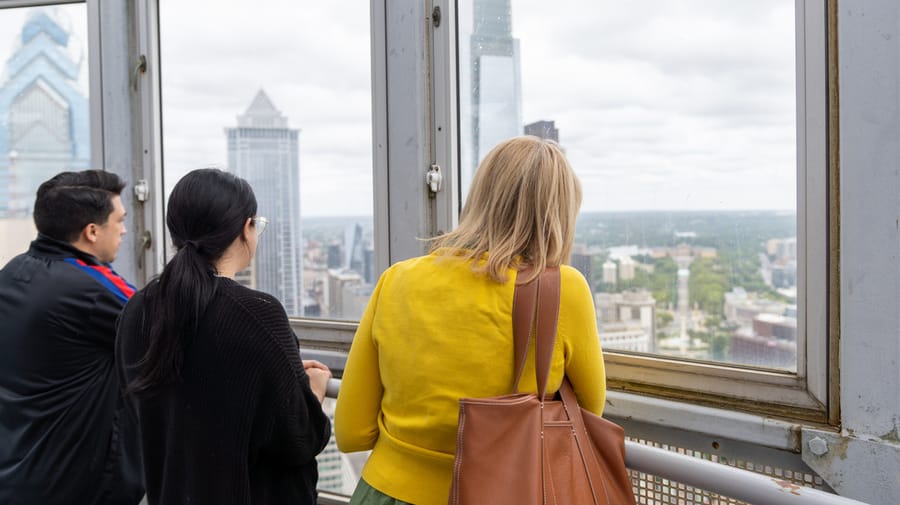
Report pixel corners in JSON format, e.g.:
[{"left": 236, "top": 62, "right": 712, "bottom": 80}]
[{"left": 1, "top": 0, "right": 797, "bottom": 216}]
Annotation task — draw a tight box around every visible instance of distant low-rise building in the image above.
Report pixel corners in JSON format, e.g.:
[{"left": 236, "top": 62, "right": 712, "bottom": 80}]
[
  {"left": 731, "top": 312, "right": 797, "bottom": 369},
  {"left": 601, "top": 260, "right": 617, "bottom": 286},
  {"left": 723, "top": 287, "right": 790, "bottom": 327},
  {"left": 618, "top": 256, "right": 635, "bottom": 281},
  {"left": 595, "top": 289, "right": 656, "bottom": 353},
  {"left": 326, "top": 269, "right": 362, "bottom": 318},
  {"left": 0, "top": 217, "right": 34, "bottom": 265}
]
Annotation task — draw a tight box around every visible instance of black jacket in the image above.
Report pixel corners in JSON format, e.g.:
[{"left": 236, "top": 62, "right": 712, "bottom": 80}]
[
  {"left": 117, "top": 278, "right": 331, "bottom": 505},
  {"left": 0, "top": 235, "right": 144, "bottom": 505}
]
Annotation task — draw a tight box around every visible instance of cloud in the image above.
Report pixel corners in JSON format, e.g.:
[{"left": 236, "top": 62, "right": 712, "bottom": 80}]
[
  {"left": 158, "top": 0, "right": 373, "bottom": 216},
  {"left": 1, "top": 0, "right": 800, "bottom": 215},
  {"left": 502, "top": 0, "right": 797, "bottom": 210}
]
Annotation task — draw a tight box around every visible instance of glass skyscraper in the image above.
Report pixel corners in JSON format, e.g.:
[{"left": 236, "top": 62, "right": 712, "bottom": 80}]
[
  {"left": 226, "top": 90, "right": 303, "bottom": 315},
  {"left": 468, "top": 0, "right": 522, "bottom": 177},
  {"left": 0, "top": 9, "right": 89, "bottom": 217}
]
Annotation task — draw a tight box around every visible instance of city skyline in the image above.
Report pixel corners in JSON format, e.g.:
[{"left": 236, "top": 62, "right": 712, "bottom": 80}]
[
  {"left": 157, "top": 0, "right": 797, "bottom": 215},
  {"left": 1, "top": 1, "right": 797, "bottom": 218}
]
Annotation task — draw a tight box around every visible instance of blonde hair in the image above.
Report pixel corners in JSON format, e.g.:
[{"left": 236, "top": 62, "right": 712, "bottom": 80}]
[{"left": 431, "top": 135, "right": 582, "bottom": 284}]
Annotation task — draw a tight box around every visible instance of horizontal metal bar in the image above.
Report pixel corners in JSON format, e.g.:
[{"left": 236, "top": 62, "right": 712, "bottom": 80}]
[
  {"left": 291, "top": 319, "right": 356, "bottom": 351},
  {"left": 626, "top": 442, "right": 867, "bottom": 505},
  {"left": 317, "top": 490, "right": 351, "bottom": 505},
  {"left": 605, "top": 390, "right": 802, "bottom": 451},
  {"left": 326, "top": 378, "right": 341, "bottom": 399},
  {"left": 322, "top": 379, "right": 868, "bottom": 505},
  {"left": 0, "top": 0, "right": 83, "bottom": 9}
]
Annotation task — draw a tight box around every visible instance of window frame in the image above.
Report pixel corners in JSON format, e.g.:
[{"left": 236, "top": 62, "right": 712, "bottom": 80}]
[
  {"left": 433, "top": 0, "right": 834, "bottom": 425},
  {"left": 138, "top": 0, "right": 836, "bottom": 429}
]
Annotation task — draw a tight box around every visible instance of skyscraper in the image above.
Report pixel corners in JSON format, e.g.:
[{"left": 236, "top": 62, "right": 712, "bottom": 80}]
[
  {"left": 0, "top": 9, "right": 89, "bottom": 217},
  {"left": 468, "top": 0, "right": 522, "bottom": 178},
  {"left": 524, "top": 120, "right": 559, "bottom": 142},
  {"left": 226, "top": 90, "right": 303, "bottom": 315}
]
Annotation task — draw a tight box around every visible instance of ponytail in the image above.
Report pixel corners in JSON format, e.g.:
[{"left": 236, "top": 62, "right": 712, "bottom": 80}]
[
  {"left": 128, "top": 245, "right": 217, "bottom": 393},
  {"left": 127, "top": 169, "right": 257, "bottom": 394}
]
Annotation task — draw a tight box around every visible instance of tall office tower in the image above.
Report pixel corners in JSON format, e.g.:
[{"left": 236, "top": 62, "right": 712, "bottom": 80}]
[
  {"left": 0, "top": 10, "right": 89, "bottom": 217},
  {"left": 468, "top": 0, "right": 522, "bottom": 179},
  {"left": 226, "top": 90, "right": 303, "bottom": 315},
  {"left": 346, "top": 222, "right": 365, "bottom": 275},
  {"left": 524, "top": 120, "right": 559, "bottom": 142},
  {"left": 571, "top": 246, "right": 594, "bottom": 290}
]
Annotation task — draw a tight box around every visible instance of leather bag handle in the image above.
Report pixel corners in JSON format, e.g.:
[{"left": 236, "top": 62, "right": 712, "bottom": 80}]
[
  {"left": 511, "top": 267, "right": 561, "bottom": 398},
  {"left": 513, "top": 267, "right": 615, "bottom": 504},
  {"left": 511, "top": 268, "right": 538, "bottom": 394}
]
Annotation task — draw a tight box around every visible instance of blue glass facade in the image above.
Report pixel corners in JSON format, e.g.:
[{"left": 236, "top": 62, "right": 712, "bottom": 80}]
[{"left": 0, "top": 10, "right": 89, "bottom": 217}]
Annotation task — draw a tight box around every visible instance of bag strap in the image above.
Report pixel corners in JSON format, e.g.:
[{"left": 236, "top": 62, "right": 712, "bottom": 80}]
[
  {"left": 523, "top": 268, "right": 614, "bottom": 503},
  {"left": 511, "top": 267, "right": 561, "bottom": 398},
  {"left": 560, "top": 378, "right": 612, "bottom": 504},
  {"left": 511, "top": 268, "right": 538, "bottom": 394}
]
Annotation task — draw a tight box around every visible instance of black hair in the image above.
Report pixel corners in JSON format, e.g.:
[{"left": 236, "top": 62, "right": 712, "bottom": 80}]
[
  {"left": 33, "top": 170, "right": 126, "bottom": 243},
  {"left": 128, "top": 168, "right": 257, "bottom": 394}
]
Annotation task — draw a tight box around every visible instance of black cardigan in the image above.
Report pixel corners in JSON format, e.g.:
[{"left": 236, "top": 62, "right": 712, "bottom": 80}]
[{"left": 116, "top": 277, "right": 331, "bottom": 505}]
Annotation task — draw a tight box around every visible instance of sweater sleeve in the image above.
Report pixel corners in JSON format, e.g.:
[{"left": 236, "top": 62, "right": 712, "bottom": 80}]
[
  {"left": 334, "top": 269, "right": 387, "bottom": 453},
  {"left": 560, "top": 266, "right": 607, "bottom": 416},
  {"left": 255, "top": 297, "right": 332, "bottom": 465}
]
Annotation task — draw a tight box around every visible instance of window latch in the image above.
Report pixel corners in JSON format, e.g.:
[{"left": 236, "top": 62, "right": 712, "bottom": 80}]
[
  {"left": 426, "top": 164, "right": 443, "bottom": 193},
  {"left": 134, "top": 179, "right": 149, "bottom": 202}
]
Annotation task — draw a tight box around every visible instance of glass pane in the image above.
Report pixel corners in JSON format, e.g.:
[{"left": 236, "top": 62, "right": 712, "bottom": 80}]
[
  {"left": 160, "top": 1, "right": 373, "bottom": 321},
  {"left": 458, "top": 0, "right": 798, "bottom": 371},
  {"left": 0, "top": 4, "right": 90, "bottom": 265}
]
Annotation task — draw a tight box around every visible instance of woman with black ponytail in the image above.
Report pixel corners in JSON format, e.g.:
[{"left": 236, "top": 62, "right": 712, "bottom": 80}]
[{"left": 115, "top": 168, "right": 332, "bottom": 505}]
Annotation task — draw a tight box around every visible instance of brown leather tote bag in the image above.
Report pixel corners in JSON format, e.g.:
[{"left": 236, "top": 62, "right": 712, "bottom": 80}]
[{"left": 448, "top": 267, "right": 636, "bottom": 505}]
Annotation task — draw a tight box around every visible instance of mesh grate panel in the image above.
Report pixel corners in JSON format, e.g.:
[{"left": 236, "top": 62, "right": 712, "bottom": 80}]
[{"left": 627, "top": 437, "right": 828, "bottom": 505}]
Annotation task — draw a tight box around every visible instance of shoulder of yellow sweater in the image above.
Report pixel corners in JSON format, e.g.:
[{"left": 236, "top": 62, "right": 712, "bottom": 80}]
[
  {"left": 559, "top": 265, "right": 594, "bottom": 306},
  {"left": 560, "top": 264, "right": 590, "bottom": 287},
  {"left": 380, "top": 253, "right": 449, "bottom": 279}
]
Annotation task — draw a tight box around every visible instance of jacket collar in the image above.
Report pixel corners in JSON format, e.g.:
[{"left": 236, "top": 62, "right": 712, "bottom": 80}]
[{"left": 29, "top": 234, "right": 104, "bottom": 266}]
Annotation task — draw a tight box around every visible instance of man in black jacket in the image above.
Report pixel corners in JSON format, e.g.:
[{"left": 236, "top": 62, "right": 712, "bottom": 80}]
[{"left": 0, "top": 170, "right": 143, "bottom": 505}]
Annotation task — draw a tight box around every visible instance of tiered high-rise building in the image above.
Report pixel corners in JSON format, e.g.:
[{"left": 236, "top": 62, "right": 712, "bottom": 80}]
[
  {"left": 226, "top": 90, "right": 303, "bottom": 315},
  {"left": 0, "top": 9, "right": 89, "bottom": 217}
]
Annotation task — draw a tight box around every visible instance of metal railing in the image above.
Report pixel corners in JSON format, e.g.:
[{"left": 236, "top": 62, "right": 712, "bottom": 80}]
[{"left": 323, "top": 378, "right": 870, "bottom": 505}]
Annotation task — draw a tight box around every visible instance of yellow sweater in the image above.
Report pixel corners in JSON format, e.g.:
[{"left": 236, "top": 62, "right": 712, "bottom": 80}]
[{"left": 335, "top": 253, "right": 606, "bottom": 505}]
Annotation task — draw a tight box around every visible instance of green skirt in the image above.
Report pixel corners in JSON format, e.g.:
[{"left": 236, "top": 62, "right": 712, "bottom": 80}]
[{"left": 348, "top": 479, "right": 412, "bottom": 505}]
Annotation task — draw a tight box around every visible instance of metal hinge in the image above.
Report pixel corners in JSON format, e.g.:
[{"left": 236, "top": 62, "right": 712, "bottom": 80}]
[{"left": 426, "top": 164, "right": 443, "bottom": 193}]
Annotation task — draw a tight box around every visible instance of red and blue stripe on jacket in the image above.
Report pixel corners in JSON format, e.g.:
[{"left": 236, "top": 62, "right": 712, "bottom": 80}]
[{"left": 63, "top": 258, "right": 136, "bottom": 303}]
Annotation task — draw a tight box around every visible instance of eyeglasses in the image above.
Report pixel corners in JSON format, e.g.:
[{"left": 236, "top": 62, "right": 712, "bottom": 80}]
[{"left": 252, "top": 216, "right": 269, "bottom": 236}]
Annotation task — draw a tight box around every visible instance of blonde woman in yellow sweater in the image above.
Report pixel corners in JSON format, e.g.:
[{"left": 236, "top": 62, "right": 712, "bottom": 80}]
[{"left": 335, "top": 136, "right": 607, "bottom": 505}]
